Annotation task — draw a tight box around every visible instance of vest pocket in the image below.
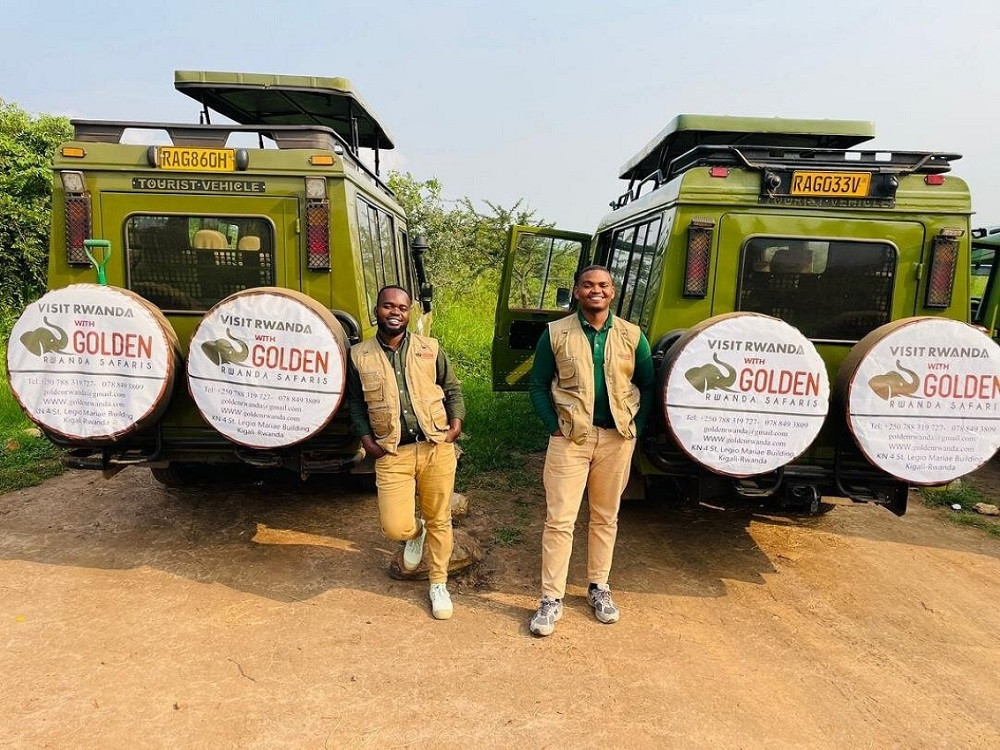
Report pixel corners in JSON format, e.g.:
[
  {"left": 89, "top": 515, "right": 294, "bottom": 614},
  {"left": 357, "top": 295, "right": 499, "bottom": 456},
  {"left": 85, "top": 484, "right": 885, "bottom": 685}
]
[
  {"left": 426, "top": 398, "right": 449, "bottom": 431},
  {"left": 555, "top": 356, "right": 579, "bottom": 390},
  {"left": 553, "top": 398, "right": 576, "bottom": 436},
  {"left": 360, "top": 371, "right": 384, "bottom": 404},
  {"left": 368, "top": 405, "right": 393, "bottom": 439}
]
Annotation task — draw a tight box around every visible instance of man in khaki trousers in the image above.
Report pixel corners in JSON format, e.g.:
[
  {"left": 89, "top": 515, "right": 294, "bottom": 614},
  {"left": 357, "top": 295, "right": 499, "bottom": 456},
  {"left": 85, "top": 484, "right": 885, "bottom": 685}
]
[
  {"left": 527, "top": 266, "right": 655, "bottom": 636},
  {"left": 347, "top": 286, "right": 464, "bottom": 620}
]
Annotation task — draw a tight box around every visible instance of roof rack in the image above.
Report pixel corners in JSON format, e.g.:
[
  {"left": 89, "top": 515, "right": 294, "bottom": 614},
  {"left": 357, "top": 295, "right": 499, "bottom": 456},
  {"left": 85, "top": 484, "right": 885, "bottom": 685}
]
[
  {"left": 610, "top": 144, "right": 962, "bottom": 210},
  {"left": 69, "top": 120, "right": 394, "bottom": 197},
  {"left": 672, "top": 145, "right": 960, "bottom": 179}
]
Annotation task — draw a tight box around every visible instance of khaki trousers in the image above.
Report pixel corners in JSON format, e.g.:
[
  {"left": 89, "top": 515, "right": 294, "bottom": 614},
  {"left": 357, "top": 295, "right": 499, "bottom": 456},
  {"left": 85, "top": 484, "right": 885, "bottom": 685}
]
[
  {"left": 541, "top": 428, "right": 635, "bottom": 600},
  {"left": 375, "top": 441, "right": 457, "bottom": 584}
]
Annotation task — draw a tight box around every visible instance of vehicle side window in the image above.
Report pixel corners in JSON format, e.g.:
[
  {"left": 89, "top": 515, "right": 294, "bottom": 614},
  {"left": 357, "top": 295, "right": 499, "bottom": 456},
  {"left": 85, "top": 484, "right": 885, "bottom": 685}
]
[
  {"left": 125, "top": 214, "right": 274, "bottom": 312},
  {"left": 638, "top": 214, "right": 673, "bottom": 330},
  {"left": 738, "top": 238, "right": 896, "bottom": 341},
  {"left": 608, "top": 226, "right": 637, "bottom": 292},
  {"left": 594, "top": 230, "right": 612, "bottom": 266},
  {"left": 398, "top": 230, "right": 414, "bottom": 298},
  {"left": 507, "top": 232, "right": 583, "bottom": 310},
  {"left": 356, "top": 198, "right": 401, "bottom": 317},
  {"left": 377, "top": 210, "right": 397, "bottom": 285},
  {"left": 607, "top": 216, "right": 663, "bottom": 321}
]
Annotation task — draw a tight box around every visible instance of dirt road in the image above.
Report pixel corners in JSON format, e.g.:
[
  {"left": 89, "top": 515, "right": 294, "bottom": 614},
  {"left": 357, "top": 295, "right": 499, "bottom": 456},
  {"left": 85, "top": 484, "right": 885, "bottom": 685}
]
[{"left": 1, "top": 461, "right": 998, "bottom": 748}]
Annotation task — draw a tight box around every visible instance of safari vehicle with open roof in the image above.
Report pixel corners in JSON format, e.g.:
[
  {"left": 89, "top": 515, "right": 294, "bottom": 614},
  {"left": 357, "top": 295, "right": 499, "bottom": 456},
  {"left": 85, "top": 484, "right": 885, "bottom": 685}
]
[
  {"left": 493, "top": 115, "right": 1000, "bottom": 515},
  {"left": 16, "top": 70, "right": 432, "bottom": 484}
]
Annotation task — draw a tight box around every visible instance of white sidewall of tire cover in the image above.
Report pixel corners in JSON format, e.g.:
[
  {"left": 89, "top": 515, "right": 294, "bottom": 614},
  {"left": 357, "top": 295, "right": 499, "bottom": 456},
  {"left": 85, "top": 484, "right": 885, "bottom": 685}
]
[
  {"left": 6, "top": 285, "right": 172, "bottom": 440},
  {"left": 665, "top": 315, "right": 830, "bottom": 476},
  {"left": 847, "top": 319, "right": 1000, "bottom": 483},
  {"left": 187, "top": 293, "right": 346, "bottom": 448}
]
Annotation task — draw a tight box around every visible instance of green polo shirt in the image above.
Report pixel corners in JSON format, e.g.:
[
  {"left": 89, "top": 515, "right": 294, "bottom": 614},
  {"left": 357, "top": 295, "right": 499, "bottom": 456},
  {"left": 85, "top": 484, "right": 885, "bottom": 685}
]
[
  {"left": 528, "top": 311, "right": 655, "bottom": 435},
  {"left": 346, "top": 334, "right": 465, "bottom": 440}
]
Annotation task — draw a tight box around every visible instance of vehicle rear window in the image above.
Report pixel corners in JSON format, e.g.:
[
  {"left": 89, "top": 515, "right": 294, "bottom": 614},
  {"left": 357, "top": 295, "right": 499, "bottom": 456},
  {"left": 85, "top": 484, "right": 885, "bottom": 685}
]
[
  {"left": 125, "top": 215, "right": 275, "bottom": 312},
  {"left": 738, "top": 238, "right": 895, "bottom": 341}
]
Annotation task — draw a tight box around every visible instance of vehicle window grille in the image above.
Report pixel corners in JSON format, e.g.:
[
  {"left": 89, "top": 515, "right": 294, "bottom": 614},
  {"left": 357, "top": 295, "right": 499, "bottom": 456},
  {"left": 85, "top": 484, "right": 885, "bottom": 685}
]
[
  {"left": 125, "top": 215, "right": 274, "bottom": 312},
  {"left": 738, "top": 239, "right": 895, "bottom": 341}
]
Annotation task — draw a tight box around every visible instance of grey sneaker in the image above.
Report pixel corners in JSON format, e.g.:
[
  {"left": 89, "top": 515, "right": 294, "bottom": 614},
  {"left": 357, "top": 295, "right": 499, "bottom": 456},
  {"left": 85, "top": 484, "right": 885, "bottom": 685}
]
[
  {"left": 403, "top": 519, "right": 426, "bottom": 571},
  {"left": 429, "top": 583, "right": 453, "bottom": 620},
  {"left": 587, "top": 583, "right": 620, "bottom": 624},
  {"left": 529, "top": 596, "right": 563, "bottom": 637}
]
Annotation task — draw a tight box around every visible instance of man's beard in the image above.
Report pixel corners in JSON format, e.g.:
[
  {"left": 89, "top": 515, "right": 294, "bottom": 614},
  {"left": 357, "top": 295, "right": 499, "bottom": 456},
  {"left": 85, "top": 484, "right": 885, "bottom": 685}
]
[{"left": 377, "top": 320, "right": 406, "bottom": 336}]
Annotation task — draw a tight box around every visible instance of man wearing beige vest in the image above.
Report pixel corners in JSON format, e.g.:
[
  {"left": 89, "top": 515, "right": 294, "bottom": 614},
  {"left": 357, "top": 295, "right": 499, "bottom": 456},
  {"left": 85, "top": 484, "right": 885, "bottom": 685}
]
[
  {"left": 347, "top": 286, "right": 465, "bottom": 620},
  {"left": 527, "top": 266, "right": 654, "bottom": 636}
]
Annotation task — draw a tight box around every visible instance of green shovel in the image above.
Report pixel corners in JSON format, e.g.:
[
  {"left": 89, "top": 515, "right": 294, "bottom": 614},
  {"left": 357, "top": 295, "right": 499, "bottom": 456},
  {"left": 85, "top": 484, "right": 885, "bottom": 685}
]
[{"left": 83, "top": 239, "right": 111, "bottom": 286}]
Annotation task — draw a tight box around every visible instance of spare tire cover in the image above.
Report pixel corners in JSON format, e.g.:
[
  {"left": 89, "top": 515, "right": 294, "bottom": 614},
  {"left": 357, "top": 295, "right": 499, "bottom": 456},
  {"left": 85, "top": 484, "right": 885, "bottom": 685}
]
[
  {"left": 661, "top": 312, "right": 830, "bottom": 477},
  {"left": 186, "top": 288, "right": 348, "bottom": 449},
  {"left": 6, "top": 284, "right": 180, "bottom": 443},
  {"left": 836, "top": 316, "right": 1000, "bottom": 485}
]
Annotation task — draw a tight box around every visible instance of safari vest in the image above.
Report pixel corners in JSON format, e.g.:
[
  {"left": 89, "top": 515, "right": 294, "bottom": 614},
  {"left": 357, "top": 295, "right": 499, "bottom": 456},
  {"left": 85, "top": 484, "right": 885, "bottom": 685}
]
[
  {"left": 548, "top": 314, "right": 642, "bottom": 444},
  {"left": 350, "top": 334, "right": 450, "bottom": 454}
]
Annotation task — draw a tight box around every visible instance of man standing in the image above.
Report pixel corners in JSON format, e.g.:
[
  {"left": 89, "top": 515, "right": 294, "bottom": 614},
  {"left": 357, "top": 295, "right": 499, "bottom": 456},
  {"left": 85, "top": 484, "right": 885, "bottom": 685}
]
[
  {"left": 347, "top": 286, "right": 465, "bottom": 620},
  {"left": 527, "top": 265, "right": 655, "bottom": 636}
]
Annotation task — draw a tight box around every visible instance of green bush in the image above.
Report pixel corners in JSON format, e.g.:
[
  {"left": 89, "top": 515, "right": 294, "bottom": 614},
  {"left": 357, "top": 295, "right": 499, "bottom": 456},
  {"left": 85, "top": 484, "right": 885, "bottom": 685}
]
[{"left": 0, "top": 100, "right": 72, "bottom": 313}]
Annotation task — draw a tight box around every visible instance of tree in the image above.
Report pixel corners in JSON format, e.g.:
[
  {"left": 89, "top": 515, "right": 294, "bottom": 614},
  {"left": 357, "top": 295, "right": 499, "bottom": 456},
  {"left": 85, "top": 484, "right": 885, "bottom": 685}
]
[
  {"left": 0, "top": 100, "right": 72, "bottom": 312},
  {"left": 387, "top": 171, "right": 550, "bottom": 293}
]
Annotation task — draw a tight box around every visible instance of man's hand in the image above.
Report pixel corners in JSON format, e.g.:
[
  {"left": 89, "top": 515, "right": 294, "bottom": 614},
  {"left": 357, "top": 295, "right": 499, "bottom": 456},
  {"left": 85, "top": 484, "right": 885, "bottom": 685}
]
[
  {"left": 444, "top": 419, "right": 462, "bottom": 443},
  {"left": 361, "top": 435, "right": 387, "bottom": 459}
]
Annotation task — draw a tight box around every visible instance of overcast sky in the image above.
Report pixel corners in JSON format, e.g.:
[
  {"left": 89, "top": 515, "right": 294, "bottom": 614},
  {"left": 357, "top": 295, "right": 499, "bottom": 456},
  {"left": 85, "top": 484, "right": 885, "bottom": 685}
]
[{"left": 4, "top": 0, "right": 999, "bottom": 230}]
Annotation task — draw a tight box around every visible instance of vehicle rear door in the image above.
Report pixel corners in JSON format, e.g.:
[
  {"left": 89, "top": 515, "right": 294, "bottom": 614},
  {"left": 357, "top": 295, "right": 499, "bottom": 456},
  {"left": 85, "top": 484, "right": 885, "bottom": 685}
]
[
  {"left": 98, "top": 193, "right": 299, "bottom": 345},
  {"left": 492, "top": 225, "right": 591, "bottom": 391},
  {"left": 715, "top": 213, "right": 927, "bottom": 343}
]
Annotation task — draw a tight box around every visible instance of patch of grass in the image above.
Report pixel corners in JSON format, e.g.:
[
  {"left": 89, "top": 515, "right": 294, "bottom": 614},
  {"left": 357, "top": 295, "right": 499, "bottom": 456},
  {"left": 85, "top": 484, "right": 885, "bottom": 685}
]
[
  {"left": 0, "top": 436, "right": 64, "bottom": 493},
  {"left": 493, "top": 525, "right": 525, "bottom": 547},
  {"left": 1, "top": 311, "right": 65, "bottom": 494},
  {"left": 433, "top": 284, "right": 547, "bottom": 490},
  {"left": 919, "top": 483, "right": 1000, "bottom": 539},
  {"left": 919, "top": 482, "right": 984, "bottom": 509},
  {"left": 949, "top": 512, "right": 1000, "bottom": 539}
]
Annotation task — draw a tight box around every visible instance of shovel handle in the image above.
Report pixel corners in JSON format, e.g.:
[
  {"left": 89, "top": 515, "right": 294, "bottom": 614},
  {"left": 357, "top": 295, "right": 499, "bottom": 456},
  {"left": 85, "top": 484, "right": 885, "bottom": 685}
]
[{"left": 83, "top": 239, "right": 111, "bottom": 286}]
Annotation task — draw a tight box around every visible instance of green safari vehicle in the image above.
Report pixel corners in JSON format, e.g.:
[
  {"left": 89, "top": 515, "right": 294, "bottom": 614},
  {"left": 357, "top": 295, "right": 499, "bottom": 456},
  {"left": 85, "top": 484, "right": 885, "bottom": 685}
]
[
  {"left": 39, "top": 70, "right": 433, "bottom": 484},
  {"left": 492, "top": 115, "right": 980, "bottom": 515}
]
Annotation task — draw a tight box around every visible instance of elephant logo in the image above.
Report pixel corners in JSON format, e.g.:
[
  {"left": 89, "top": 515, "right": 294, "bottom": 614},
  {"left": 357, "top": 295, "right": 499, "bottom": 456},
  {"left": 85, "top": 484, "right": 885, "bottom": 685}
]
[
  {"left": 20, "top": 317, "right": 69, "bottom": 355},
  {"left": 201, "top": 328, "right": 250, "bottom": 366},
  {"left": 685, "top": 353, "right": 737, "bottom": 393},
  {"left": 868, "top": 360, "right": 921, "bottom": 400}
]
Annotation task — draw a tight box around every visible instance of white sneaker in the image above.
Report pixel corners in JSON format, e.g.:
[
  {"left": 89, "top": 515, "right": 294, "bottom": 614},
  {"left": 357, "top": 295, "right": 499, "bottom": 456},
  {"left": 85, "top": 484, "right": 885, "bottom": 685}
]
[
  {"left": 529, "top": 596, "right": 563, "bottom": 636},
  {"left": 403, "top": 519, "right": 426, "bottom": 571},
  {"left": 429, "top": 583, "right": 453, "bottom": 620}
]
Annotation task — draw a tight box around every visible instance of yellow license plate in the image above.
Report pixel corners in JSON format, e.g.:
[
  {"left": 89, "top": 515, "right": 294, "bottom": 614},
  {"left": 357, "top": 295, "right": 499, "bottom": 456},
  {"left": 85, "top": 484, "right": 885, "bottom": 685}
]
[
  {"left": 158, "top": 147, "right": 235, "bottom": 172},
  {"left": 790, "top": 171, "right": 871, "bottom": 197}
]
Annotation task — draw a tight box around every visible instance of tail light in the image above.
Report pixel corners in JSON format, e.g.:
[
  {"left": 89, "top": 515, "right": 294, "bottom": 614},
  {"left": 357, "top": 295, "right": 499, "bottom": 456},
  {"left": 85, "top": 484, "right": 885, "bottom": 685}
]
[
  {"left": 924, "top": 228, "right": 963, "bottom": 308},
  {"left": 61, "top": 171, "right": 91, "bottom": 266},
  {"left": 305, "top": 177, "right": 330, "bottom": 270},
  {"left": 683, "top": 219, "right": 714, "bottom": 297}
]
